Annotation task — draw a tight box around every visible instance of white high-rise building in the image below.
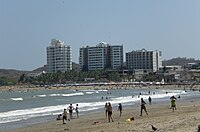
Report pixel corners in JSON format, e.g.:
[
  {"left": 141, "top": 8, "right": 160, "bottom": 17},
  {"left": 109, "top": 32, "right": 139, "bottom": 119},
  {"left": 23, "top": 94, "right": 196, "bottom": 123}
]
[
  {"left": 126, "top": 49, "right": 162, "bottom": 73},
  {"left": 79, "top": 42, "right": 123, "bottom": 71},
  {"left": 47, "top": 39, "right": 72, "bottom": 73},
  {"left": 110, "top": 45, "right": 123, "bottom": 69}
]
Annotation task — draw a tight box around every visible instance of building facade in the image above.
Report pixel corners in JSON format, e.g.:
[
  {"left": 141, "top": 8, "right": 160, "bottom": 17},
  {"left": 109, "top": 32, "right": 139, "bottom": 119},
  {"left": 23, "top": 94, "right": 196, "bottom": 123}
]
[
  {"left": 126, "top": 49, "right": 162, "bottom": 73},
  {"left": 79, "top": 42, "right": 123, "bottom": 71},
  {"left": 47, "top": 39, "right": 72, "bottom": 73}
]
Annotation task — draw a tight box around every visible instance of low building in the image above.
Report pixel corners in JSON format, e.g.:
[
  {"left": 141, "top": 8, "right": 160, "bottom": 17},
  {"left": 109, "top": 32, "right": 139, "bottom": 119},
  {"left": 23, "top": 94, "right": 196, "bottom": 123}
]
[{"left": 126, "top": 49, "right": 162, "bottom": 74}]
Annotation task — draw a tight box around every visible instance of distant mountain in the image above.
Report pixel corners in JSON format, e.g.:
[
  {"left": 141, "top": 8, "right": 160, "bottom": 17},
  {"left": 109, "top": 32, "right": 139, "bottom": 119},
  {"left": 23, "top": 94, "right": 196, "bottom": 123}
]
[
  {"left": 31, "top": 62, "right": 80, "bottom": 73},
  {"left": 72, "top": 62, "right": 80, "bottom": 71},
  {"left": 0, "top": 62, "right": 80, "bottom": 85},
  {"left": 0, "top": 69, "right": 28, "bottom": 82},
  {"left": 162, "top": 57, "right": 200, "bottom": 67},
  {"left": 32, "top": 65, "right": 47, "bottom": 73}
]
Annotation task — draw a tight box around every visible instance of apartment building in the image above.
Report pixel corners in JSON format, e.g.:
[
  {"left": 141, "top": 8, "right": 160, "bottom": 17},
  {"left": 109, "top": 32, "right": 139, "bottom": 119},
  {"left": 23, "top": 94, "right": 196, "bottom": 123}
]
[
  {"left": 79, "top": 42, "right": 123, "bottom": 71},
  {"left": 126, "top": 49, "right": 162, "bottom": 73},
  {"left": 47, "top": 39, "right": 72, "bottom": 73}
]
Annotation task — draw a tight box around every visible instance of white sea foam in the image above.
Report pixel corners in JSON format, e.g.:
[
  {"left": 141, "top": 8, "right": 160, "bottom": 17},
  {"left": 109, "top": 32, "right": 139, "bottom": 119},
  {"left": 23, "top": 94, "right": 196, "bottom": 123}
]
[
  {"left": 10, "top": 98, "right": 23, "bottom": 101},
  {"left": 61, "top": 92, "right": 84, "bottom": 96},
  {"left": 36, "top": 95, "right": 46, "bottom": 97},
  {"left": 98, "top": 90, "right": 108, "bottom": 92},
  {"left": 85, "top": 92, "right": 94, "bottom": 94},
  {"left": 49, "top": 94, "right": 61, "bottom": 97}
]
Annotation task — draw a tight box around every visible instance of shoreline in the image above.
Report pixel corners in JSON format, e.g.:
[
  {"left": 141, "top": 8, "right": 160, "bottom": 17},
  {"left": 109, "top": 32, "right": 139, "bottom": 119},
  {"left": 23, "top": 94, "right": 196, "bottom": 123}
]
[
  {"left": 1, "top": 84, "right": 200, "bottom": 132},
  {"left": 2, "top": 96, "right": 200, "bottom": 132},
  {"left": 1, "top": 83, "right": 200, "bottom": 92}
]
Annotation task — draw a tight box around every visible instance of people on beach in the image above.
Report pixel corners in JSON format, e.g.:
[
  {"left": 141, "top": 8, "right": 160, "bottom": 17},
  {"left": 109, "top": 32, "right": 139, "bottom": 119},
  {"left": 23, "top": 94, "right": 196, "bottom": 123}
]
[
  {"left": 75, "top": 104, "right": 79, "bottom": 118},
  {"left": 104, "top": 102, "right": 108, "bottom": 118},
  {"left": 148, "top": 96, "right": 152, "bottom": 105},
  {"left": 107, "top": 102, "right": 114, "bottom": 122},
  {"left": 118, "top": 103, "right": 122, "bottom": 117},
  {"left": 67, "top": 104, "right": 75, "bottom": 119},
  {"left": 170, "top": 96, "right": 177, "bottom": 112},
  {"left": 62, "top": 109, "right": 68, "bottom": 124},
  {"left": 140, "top": 98, "right": 148, "bottom": 116}
]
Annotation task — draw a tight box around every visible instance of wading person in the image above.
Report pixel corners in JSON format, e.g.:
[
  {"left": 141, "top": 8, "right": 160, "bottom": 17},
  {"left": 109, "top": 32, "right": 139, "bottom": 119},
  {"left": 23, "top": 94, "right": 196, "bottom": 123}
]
[
  {"left": 67, "top": 104, "right": 74, "bottom": 119},
  {"left": 75, "top": 104, "right": 79, "bottom": 118}
]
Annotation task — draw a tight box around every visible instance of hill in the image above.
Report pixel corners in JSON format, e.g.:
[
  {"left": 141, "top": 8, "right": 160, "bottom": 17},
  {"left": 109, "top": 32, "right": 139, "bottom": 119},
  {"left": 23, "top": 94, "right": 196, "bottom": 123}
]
[{"left": 162, "top": 57, "right": 200, "bottom": 67}]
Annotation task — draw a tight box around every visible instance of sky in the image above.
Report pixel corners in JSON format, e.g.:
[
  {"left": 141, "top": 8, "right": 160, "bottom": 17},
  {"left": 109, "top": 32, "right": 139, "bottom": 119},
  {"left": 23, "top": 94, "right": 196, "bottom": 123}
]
[{"left": 0, "top": 0, "right": 200, "bottom": 71}]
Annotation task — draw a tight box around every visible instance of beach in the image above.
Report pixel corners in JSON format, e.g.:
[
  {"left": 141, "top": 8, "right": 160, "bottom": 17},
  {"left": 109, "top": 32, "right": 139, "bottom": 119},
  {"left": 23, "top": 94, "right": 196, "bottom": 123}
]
[
  {"left": 2, "top": 95, "right": 200, "bottom": 132},
  {"left": 1, "top": 85, "right": 200, "bottom": 132}
]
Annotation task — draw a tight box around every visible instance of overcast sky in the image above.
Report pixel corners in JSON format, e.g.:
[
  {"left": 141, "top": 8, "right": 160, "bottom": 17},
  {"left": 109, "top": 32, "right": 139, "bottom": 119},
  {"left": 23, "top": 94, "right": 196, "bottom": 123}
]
[{"left": 1, "top": 0, "right": 200, "bottom": 71}]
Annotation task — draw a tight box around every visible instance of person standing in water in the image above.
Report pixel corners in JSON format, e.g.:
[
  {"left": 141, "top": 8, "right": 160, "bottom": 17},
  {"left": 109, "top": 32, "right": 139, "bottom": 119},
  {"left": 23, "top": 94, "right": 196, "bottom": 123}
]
[
  {"left": 75, "top": 104, "right": 79, "bottom": 118},
  {"left": 140, "top": 98, "right": 148, "bottom": 116},
  {"left": 67, "top": 104, "right": 74, "bottom": 119},
  {"left": 148, "top": 96, "right": 152, "bottom": 105}
]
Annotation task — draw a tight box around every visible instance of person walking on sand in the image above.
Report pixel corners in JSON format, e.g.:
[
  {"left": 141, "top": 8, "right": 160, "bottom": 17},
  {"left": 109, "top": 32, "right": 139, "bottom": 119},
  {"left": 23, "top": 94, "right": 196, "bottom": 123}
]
[
  {"left": 140, "top": 98, "right": 148, "bottom": 116},
  {"left": 75, "top": 104, "right": 79, "bottom": 118},
  {"left": 118, "top": 103, "right": 122, "bottom": 117},
  {"left": 107, "top": 102, "right": 114, "bottom": 122},
  {"left": 170, "top": 96, "right": 177, "bottom": 112},
  {"left": 104, "top": 102, "right": 108, "bottom": 118},
  {"left": 62, "top": 109, "right": 68, "bottom": 124},
  {"left": 67, "top": 104, "right": 74, "bottom": 119}
]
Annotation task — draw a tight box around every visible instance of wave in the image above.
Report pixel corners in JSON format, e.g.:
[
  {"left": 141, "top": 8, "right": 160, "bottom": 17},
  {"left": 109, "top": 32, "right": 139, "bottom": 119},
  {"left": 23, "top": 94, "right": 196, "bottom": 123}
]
[
  {"left": 36, "top": 95, "right": 46, "bottom": 97},
  {"left": 85, "top": 92, "right": 94, "bottom": 94},
  {"left": 60, "top": 92, "right": 84, "bottom": 97},
  {"left": 40, "top": 92, "right": 85, "bottom": 97},
  {"left": 10, "top": 98, "right": 23, "bottom": 101}
]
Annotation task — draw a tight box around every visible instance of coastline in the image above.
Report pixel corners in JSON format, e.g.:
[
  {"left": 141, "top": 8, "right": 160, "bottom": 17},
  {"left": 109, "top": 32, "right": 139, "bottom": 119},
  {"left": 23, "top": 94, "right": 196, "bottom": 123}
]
[
  {"left": 2, "top": 96, "right": 200, "bottom": 132},
  {"left": 1, "top": 83, "right": 200, "bottom": 92},
  {"left": 1, "top": 84, "right": 200, "bottom": 132}
]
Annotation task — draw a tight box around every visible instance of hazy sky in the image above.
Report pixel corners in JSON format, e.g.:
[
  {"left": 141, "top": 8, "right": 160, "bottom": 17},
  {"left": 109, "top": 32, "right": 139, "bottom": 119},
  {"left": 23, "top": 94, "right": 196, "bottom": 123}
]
[{"left": 1, "top": 0, "right": 200, "bottom": 71}]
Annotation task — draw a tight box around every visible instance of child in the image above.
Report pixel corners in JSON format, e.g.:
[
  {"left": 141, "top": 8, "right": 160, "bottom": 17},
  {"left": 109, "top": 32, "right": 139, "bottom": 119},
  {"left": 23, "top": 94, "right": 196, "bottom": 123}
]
[{"left": 62, "top": 109, "right": 68, "bottom": 124}]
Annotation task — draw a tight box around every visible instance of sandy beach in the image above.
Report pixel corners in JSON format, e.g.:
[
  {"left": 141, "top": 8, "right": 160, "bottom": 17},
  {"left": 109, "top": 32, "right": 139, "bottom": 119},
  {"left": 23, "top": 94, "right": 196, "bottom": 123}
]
[
  {"left": 2, "top": 95, "right": 200, "bottom": 132},
  {"left": 1, "top": 83, "right": 200, "bottom": 92}
]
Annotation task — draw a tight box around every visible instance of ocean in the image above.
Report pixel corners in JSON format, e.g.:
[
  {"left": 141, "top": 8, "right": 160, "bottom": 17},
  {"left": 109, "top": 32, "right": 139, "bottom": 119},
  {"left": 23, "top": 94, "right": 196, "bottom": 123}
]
[{"left": 0, "top": 87, "right": 199, "bottom": 130}]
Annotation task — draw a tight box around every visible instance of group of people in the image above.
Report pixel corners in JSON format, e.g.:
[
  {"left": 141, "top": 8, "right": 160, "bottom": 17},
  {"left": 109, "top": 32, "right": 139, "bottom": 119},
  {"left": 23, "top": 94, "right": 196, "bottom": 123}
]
[
  {"left": 59, "top": 94, "right": 178, "bottom": 124},
  {"left": 58, "top": 104, "right": 79, "bottom": 124},
  {"left": 104, "top": 102, "right": 123, "bottom": 122}
]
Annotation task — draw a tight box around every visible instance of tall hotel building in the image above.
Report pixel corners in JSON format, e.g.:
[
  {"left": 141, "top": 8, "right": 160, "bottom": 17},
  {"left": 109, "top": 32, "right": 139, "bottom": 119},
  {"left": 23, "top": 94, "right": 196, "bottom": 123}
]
[
  {"left": 79, "top": 42, "right": 123, "bottom": 71},
  {"left": 126, "top": 49, "right": 162, "bottom": 73},
  {"left": 47, "top": 39, "right": 72, "bottom": 73}
]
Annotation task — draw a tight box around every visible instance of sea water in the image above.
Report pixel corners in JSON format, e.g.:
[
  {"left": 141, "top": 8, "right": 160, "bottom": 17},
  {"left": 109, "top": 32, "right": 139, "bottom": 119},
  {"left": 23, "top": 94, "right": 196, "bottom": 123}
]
[{"left": 0, "top": 87, "right": 199, "bottom": 130}]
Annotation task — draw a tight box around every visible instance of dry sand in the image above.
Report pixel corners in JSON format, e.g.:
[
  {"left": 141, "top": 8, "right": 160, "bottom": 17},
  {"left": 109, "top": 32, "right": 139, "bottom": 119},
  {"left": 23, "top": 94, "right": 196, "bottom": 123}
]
[{"left": 3, "top": 98, "right": 200, "bottom": 132}]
